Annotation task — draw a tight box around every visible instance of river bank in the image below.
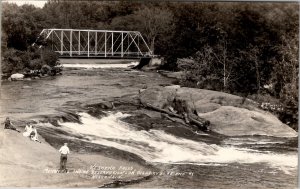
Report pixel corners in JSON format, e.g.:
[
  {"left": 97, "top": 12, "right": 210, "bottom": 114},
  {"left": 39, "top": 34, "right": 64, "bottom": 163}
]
[{"left": 0, "top": 128, "right": 154, "bottom": 187}]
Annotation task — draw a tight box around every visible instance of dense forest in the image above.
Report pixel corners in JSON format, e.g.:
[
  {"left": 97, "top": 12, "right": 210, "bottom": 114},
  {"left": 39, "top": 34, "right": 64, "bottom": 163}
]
[{"left": 1, "top": 1, "right": 298, "bottom": 129}]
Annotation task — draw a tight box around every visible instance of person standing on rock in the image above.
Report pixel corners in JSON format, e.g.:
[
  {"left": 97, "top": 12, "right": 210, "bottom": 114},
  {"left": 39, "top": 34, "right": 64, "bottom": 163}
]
[
  {"left": 3, "top": 117, "right": 21, "bottom": 132},
  {"left": 59, "top": 143, "right": 70, "bottom": 173}
]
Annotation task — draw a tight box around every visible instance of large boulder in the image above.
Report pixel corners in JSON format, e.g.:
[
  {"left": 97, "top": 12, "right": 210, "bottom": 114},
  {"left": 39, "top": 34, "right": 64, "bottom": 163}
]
[
  {"left": 139, "top": 85, "right": 297, "bottom": 137},
  {"left": 176, "top": 87, "right": 258, "bottom": 110},
  {"left": 195, "top": 102, "right": 221, "bottom": 113},
  {"left": 10, "top": 73, "right": 24, "bottom": 81},
  {"left": 139, "top": 86, "right": 177, "bottom": 109},
  {"left": 177, "top": 58, "right": 196, "bottom": 70},
  {"left": 199, "top": 106, "right": 297, "bottom": 137},
  {"left": 158, "top": 71, "right": 185, "bottom": 80}
]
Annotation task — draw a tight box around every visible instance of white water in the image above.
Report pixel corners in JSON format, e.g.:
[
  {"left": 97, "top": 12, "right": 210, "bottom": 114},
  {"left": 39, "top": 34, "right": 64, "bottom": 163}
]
[
  {"left": 62, "top": 62, "right": 139, "bottom": 69},
  {"left": 60, "top": 112, "right": 297, "bottom": 174},
  {"left": 223, "top": 137, "right": 286, "bottom": 145}
]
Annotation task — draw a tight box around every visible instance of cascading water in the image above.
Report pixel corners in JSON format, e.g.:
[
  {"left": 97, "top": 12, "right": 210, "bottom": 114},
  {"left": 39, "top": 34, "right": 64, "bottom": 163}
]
[{"left": 59, "top": 112, "right": 297, "bottom": 174}]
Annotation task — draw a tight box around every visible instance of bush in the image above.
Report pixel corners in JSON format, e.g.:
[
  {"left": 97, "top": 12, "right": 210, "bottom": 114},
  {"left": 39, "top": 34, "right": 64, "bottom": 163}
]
[
  {"left": 178, "top": 47, "right": 227, "bottom": 92},
  {"left": 2, "top": 47, "right": 61, "bottom": 76},
  {"left": 2, "top": 48, "right": 24, "bottom": 74},
  {"left": 29, "top": 59, "right": 43, "bottom": 70},
  {"left": 41, "top": 49, "right": 60, "bottom": 67}
]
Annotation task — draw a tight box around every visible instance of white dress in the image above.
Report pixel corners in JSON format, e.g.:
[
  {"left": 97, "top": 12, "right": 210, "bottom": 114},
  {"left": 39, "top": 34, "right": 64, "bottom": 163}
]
[
  {"left": 23, "top": 125, "right": 33, "bottom": 137},
  {"left": 30, "top": 128, "right": 39, "bottom": 141}
]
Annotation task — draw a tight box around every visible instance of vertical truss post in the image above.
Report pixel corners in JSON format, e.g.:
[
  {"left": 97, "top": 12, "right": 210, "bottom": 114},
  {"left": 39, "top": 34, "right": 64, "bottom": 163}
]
[
  {"left": 138, "top": 35, "right": 140, "bottom": 56},
  {"left": 121, "top": 32, "right": 123, "bottom": 57},
  {"left": 60, "top": 30, "right": 63, "bottom": 55},
  {"left": 105, "top": 32, "right": 107, "bottom": 57},
  {"left": 70, "top": 30, "right": 73, "bottom": 57},
  {"left": 128, "top": 33, "right": 130, "bottom": 55},
  {"left": 111, "top": 32, "right": 114, "bottom": 56},
  {"left": 51, "top": 32, "right": 53, "bottom": 51},
  {"left": 95, "top": 32, "right": 97, "bottom": 55},
  {"left": 88, "top": 31, "right": 90, "bottom": 57},
  {"left": 78, "top": 31, "right": 80, "bottom": 55}
]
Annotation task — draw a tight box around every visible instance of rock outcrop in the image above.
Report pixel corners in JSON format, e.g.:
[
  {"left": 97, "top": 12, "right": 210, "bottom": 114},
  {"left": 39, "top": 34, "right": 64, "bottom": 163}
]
[
  {"left": 9, "top": 73, "right": 25, "bottom": 81},
  {"left": 139, "top": 86, "right": 177, "bottom": 109},
  {"left": 139, "top": 86, "right": 297, "bottom": 137}
]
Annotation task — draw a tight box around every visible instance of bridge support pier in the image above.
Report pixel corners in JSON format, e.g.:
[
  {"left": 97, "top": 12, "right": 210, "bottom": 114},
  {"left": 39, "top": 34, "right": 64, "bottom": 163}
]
[
  {"left": 134, "top": 57, "right": 163, "bottom": 69},
  {"left": 133, "top": 57, "right": 151, "bottom": 69}
]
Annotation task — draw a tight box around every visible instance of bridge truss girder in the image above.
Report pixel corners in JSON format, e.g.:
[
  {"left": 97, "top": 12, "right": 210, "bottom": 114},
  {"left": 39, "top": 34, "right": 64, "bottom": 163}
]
[{"left": 33, "top": 29, "right": 153, "bottom": 58}]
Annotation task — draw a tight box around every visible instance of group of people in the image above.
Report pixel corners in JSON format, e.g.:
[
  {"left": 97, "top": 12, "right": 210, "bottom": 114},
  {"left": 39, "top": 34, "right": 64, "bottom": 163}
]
[
  {"left": 23, "top": 124, "right": 41, "bottom": 143},
  {"left": 4, "top": 117, "right": 41, "bottom": 143},
  {"left": 3, "top": 117, "right": 71, "bottom": 173}
]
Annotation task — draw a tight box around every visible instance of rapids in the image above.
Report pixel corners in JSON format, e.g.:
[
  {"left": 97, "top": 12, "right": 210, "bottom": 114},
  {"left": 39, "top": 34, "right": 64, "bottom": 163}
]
[{"left": 60, "top": 112, "right": 297, "bottom": 175}]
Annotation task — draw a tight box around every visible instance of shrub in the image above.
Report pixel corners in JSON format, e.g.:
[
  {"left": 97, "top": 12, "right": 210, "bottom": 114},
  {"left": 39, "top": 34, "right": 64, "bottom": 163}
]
[
  {"left": 41, "top": 49, "right": 60, "bottom": 67},
  {"left": 29, "top": 59, "right": 43, "bottom": 70},
  {"left": 2, "top": 47, "right": 61, "bottom": 76},
  {"left": 2, "top": 48, "right": 24, "bottom": 74}
]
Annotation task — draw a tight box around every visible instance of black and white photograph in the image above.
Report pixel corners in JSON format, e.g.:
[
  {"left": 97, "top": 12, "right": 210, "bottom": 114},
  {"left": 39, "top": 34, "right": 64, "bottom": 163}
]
[{"left": 0, "top": 0, "right": 298, "bottom": 188}]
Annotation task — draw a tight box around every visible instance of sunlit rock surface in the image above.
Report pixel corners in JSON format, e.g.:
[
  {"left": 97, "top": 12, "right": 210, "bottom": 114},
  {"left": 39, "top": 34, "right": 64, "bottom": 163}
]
[{"left": 139, "top": 86, "right": 297, "bottom": 137}]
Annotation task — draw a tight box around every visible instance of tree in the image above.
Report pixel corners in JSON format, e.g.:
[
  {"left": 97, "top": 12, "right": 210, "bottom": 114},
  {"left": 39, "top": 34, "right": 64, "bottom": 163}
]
[
  {"left": 207, "top": 31, "right": 236, "bottom": 91},
  {"left": 134, "top": 6, "right": 174, "bottom": 54},
  {"left": 2, "top": 3, "right": 40, "bottom": 50},
  {"left": 238, "top": 45, "right": 263, "bottom": 94}
]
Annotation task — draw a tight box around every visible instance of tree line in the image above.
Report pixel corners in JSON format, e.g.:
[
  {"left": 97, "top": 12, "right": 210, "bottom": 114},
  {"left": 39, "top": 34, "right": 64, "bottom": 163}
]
[{"left": 1, "top": 1, "right": 298, "bottom": 129}]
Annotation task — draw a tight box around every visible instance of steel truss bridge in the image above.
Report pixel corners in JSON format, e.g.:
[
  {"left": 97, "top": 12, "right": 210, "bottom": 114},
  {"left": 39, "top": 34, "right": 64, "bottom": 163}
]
[{"left": 33, "top": 29, "right": 153, "bottom": 58}]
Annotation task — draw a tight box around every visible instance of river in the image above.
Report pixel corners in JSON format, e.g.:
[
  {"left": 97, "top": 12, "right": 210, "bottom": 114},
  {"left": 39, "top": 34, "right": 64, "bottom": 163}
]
[{"left": 0, "top": 59, "right": 298, "bottom": 188}]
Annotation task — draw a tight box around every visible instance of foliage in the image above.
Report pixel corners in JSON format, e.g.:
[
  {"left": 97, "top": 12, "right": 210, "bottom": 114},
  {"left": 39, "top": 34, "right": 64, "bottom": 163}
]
[
  {"left": 2, "top": 49, "right": 25, "bottom": 74},
  {"left": 29, "top": 58, "right": 43, "bottom": 70},
  {"left": 133, "top": 6, "right": 174, "bottom": 53},
  {"left": 41, "top": 49, "right": 60, "bottom": 67},
  {"left": 2, "top": 47, "right": 60, "bottom": 75},
  {"left": 109, "top": 5, "right": 174, "bottom": 54}
]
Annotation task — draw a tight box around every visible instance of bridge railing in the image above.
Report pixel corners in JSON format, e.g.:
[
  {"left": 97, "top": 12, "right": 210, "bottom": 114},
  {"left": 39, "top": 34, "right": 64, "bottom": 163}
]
[{"left": 33, "top": 29, "right": 153, "bottom": 58}]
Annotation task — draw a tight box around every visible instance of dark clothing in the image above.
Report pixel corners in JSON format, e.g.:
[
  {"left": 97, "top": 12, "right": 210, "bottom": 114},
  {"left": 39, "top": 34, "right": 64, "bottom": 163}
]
[
  {"left": 29, "top": 131, "right": 35, "bottom": 138},
  {"left": 4, "top": 120, "right": 19, "bottom": 132},
  {"left": 4, "top": 120, "right": 12, "bottom": 129},
  {"left": 173, "top": 99, "right": 190, "bottom": 115},
  {"left": 60, "top": 154, "right": 68, "bottom": 171}
]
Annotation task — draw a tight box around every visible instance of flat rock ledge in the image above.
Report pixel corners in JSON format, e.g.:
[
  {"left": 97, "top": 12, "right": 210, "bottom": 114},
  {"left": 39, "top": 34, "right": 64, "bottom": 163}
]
[{"left": 139, "top": 86, "right": 297, "bottom": 137}]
